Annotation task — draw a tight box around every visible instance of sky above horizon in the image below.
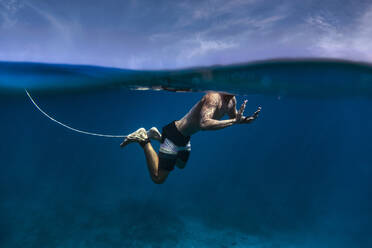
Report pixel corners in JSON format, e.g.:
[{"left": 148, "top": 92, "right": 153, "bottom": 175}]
[{"left": 1, "top": 0, "right": 372, "bottom": 69}]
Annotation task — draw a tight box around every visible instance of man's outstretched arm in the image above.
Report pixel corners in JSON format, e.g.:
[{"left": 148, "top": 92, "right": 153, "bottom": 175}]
[
  {"left": 200, "top": 96, "right": 261, "bottom": 130},
  {"left": 200, "top": 117, "right": 237, "bottom": 130},
  {"left": 199, "top": 95, "right": 236, "bottom": 130}
]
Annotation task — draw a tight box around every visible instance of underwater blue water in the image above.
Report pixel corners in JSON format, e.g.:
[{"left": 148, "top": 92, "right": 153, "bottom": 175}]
[{"left": 1, "top": 60, "right": 372, "bottom": 247}]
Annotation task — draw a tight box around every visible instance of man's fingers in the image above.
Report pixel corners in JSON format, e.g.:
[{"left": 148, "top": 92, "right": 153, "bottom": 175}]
[
  {"left": 253, "top": 107, "right": 261, "bottom": 116},
  {"left": 236, "top": 101, "right": 247, "bottom": 123},
  {"left": 243, "top": 107, "right": 261, "bottom": 122},
  {"left": 238, "top": 100, "right": 247, "bottom": 115},
  {"left": 238, "top": 103, "right": 244, "bottom": 114}
]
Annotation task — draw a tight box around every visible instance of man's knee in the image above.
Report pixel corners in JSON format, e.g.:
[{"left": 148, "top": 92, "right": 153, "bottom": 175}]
[
  {"left": 150, "top": 170, "right": 169, "bottom": 184},
  {"left": 176, "top": 151, "right": 190, "bottom": 169},
  {"left": 151, "top": 175, "right": 167, "bottom": 184},
  {"left": 175, "top": 160, "right": 186, "bottom": 169}
]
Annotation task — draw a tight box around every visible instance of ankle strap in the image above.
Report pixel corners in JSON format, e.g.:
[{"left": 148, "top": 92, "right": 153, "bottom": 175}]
[{"left": 139, "top": 138, "right": 150, "bottom": 148}]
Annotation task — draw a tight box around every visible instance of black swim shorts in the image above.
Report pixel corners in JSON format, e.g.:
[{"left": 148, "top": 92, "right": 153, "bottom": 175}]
[{"left": 158, "top": 121, "right": 191, "bottom": 171}]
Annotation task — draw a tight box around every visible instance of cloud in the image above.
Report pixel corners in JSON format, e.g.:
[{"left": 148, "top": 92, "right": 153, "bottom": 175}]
[
  {"left": 183, "top": 35, "right": 237, "bottom": 59},
  {"left": 308, "top": 6, "right": 372, "bottom": 61},
  {"left": 0, "top": 0, "right": 24, "bottom": 28},
  {"left": 190, "top": 0, "right": 258, "bottom": 21},
  {"left": 1, "top": 0, "right": 371, "bottom": 68},
  {"left": 24, "top": 2, "right": 77, "bottom": 43},
  {"left": 306, "top": 15, "right": 335, "bottom": 33},
  {"left": 350, "top": 7, "right": 372, "bottom": 60},
  {"left": 147, "top": 1, "right": 287, "bottom": 66}
]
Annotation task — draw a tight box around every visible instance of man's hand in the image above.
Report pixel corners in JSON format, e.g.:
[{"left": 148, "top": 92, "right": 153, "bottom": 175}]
[
  {"left": 235, "top": 100, "right": 247, "bottom": 123},
  {"left": 235, "top": 99, "right": 261, "bottom": 124},
  {"left": 241, "top": 106, "right": 261, "bottom": 124}
]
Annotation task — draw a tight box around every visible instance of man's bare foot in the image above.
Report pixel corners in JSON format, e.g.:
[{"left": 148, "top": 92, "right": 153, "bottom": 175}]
[
  {"left": 120, "top": 128, "right": 148, "bottom": 148},
  {"left": 147, "top": 127, "right": 162, "bottom": 141}
]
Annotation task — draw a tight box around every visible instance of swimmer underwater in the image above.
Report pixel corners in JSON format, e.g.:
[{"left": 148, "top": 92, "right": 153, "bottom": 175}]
[{"left": 120, "top": 91, "right": 261, "bottom": 184}]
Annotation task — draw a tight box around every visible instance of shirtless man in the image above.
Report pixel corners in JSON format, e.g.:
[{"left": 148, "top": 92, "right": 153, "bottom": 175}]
[{"left": 120, "top": 91, "right": 261, "bottom": 184}]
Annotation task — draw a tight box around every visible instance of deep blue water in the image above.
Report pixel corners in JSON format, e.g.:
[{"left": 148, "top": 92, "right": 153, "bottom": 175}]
[{"left": 1, "top": 60, "right": 372, "bottom": 247}]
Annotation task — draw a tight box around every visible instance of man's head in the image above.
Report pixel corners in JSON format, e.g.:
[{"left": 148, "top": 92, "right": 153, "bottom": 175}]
[{"left": 218, "top": 91, "right": 235, "bottom": 100}]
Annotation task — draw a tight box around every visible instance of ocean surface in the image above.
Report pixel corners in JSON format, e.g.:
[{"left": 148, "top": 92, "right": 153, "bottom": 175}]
[{"left": 1, "top": 59, "right": 372, "bottom": 247}]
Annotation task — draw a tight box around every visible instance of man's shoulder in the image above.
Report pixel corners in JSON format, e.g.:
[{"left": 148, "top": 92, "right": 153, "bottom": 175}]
[
  {"left": 204, "top": 91, "right": 221, "bottom": 99},
  {"left": 203, "top": 92, "right": 221, "bottom": 104}
]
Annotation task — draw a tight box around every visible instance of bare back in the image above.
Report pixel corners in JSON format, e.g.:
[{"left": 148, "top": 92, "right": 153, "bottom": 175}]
[{"left": 175, "top": 92, "right": 236, "bottom": 136}]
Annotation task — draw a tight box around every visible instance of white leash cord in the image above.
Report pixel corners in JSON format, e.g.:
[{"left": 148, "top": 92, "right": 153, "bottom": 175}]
[{"left": 25, "top": 89, "right": 127, "bottom": 138}]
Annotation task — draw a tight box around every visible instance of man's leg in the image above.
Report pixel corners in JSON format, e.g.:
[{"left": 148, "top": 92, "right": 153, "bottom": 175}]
[
  {"left": 142, "top": 142, "right": 170, "bottom": 184},
  {"left": 175, "top": 142, "right": 191, "bottom": 169},
  {"left": 120, "top": 127, "right": 169, "bottom": 184}
]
